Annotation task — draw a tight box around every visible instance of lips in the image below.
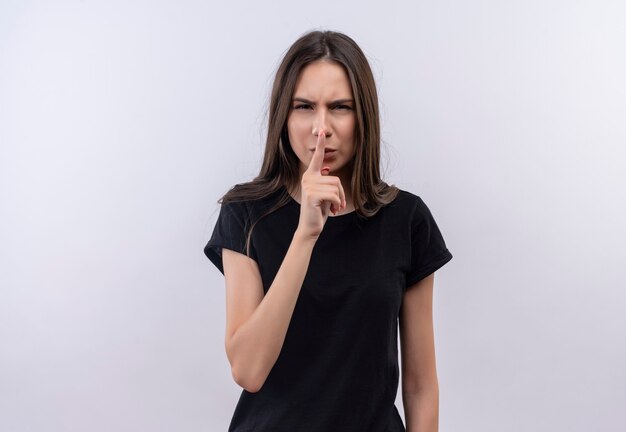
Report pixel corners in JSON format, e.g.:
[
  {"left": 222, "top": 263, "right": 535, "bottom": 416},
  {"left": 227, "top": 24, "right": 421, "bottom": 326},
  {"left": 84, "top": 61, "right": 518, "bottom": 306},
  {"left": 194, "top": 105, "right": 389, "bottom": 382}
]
[{"left": 309, "top": 148, "right": 337, "bottom": 153}]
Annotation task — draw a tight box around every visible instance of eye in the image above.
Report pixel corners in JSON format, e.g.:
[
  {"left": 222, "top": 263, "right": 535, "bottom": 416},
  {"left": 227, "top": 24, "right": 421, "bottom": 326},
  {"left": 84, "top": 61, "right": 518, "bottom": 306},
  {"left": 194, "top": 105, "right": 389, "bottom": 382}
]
[
  {"left": 333, "top": 105, "right": 352, "bottom": 111},
  {"left": 293, "top": 104, "right": 312, "bottom": 110}
]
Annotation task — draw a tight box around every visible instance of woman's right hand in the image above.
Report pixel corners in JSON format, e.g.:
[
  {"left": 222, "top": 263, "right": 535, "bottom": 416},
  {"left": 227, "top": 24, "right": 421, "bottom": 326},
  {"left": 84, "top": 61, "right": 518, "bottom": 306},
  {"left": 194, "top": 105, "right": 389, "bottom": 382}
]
[{"left": 296, "top": 129, "right": 347, "bottom": 239}]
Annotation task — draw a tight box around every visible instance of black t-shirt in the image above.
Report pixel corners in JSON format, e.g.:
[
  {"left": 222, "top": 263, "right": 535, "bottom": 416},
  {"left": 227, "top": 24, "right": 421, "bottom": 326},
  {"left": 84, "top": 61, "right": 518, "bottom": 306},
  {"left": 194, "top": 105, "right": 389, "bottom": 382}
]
[{"left": 204, "top": 185, "right": 453, "bottom": 432}]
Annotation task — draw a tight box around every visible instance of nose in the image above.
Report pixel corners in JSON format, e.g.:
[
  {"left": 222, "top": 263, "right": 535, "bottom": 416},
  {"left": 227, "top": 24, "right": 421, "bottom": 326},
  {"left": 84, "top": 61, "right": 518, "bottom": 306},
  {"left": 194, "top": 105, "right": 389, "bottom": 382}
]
[{"left": 312, "top": 110, "right": 332, "bottom": 137}]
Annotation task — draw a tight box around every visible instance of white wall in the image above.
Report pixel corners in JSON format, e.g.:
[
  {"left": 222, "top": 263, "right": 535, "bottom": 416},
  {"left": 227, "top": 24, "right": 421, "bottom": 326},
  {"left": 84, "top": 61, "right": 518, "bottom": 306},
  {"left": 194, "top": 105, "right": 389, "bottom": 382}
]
[{"left": 1, "top": 0, "right": 625, "bottom": 431}]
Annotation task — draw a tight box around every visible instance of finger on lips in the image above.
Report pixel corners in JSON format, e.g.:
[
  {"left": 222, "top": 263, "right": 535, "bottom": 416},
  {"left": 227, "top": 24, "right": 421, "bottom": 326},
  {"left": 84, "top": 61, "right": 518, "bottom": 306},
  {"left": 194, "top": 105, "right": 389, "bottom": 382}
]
[
  {"left": 308, "top": 129, "right": 345, "bottom": 215},
  {"left": 308, "top": 129, "right": 326, "bottom": 174}
]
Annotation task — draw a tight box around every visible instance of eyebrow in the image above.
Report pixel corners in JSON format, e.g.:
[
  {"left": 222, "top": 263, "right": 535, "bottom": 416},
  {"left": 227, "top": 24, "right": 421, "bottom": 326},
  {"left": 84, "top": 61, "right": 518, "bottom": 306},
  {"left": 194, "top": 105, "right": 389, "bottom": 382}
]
[{"left": 292, "top": 97, "right": 354, "bottom": 105}]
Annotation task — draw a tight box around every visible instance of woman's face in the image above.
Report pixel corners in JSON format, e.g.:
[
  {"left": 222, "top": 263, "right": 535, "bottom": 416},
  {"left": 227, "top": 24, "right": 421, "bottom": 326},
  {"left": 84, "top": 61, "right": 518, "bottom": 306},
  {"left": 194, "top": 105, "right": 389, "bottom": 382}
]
[{"left": 287, "top": 60, "right": 356, "bottom": 178}]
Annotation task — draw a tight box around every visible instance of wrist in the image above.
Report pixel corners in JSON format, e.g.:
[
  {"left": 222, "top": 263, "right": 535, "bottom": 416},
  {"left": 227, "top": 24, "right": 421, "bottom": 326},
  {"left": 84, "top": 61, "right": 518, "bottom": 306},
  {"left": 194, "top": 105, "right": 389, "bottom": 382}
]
[{"left": 293, "top": 228, "right": 319, "bottom": 244}]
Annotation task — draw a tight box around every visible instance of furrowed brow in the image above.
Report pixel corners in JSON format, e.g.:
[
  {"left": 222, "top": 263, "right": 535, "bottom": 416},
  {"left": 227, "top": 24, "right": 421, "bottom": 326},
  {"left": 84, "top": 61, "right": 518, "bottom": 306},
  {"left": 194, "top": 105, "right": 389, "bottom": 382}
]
[{"left": 292, "top": 97, "right": 354, "bottom": 105}]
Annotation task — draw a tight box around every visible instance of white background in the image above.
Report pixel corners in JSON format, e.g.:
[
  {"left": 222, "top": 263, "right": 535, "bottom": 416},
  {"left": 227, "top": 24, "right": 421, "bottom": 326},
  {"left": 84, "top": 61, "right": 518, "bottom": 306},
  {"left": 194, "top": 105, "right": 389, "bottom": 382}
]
[{"left": 1, "top": 0, "right": 625, "bottom": 431}]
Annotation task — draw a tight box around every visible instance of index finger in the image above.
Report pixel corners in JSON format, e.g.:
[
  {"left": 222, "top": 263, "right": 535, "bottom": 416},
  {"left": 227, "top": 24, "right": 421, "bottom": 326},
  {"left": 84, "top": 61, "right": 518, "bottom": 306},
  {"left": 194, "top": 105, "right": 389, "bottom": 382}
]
[{"left": 306, "top": 129, "right": 326, "bottom": 175}]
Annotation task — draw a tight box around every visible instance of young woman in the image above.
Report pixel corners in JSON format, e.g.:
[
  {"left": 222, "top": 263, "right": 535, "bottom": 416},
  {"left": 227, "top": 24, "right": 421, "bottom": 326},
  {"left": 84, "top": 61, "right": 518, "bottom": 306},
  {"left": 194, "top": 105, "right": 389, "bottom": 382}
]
[{"left": 204, "top": 30, "right": 453, "bottom": 432}]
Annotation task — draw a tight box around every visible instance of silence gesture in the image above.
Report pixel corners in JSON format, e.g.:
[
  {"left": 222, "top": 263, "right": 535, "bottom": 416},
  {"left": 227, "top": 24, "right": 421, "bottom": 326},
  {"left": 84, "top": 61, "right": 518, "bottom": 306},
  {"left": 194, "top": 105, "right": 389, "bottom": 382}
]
[{"left": 297, "top": 129, "right": 347, "bottom": 239}]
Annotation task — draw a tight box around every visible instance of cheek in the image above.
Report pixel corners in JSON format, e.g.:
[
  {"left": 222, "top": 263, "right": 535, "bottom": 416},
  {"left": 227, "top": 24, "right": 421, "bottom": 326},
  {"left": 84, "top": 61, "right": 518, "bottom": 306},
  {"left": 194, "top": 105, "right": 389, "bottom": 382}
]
[
  {"left": 287, "top": 118, "right": 309, "bottom": 156},
  {"left": 338, "top": 115, "right": 356, "bottom": 134},
  {"left": 288, "top": 116, "right": 310, "bottom": 137},
  {"left": 343, "top": 119, "right": 357, "bottom": 155},
  {"left": 340, "top": 120, "right": 356, "bottom": 148}
]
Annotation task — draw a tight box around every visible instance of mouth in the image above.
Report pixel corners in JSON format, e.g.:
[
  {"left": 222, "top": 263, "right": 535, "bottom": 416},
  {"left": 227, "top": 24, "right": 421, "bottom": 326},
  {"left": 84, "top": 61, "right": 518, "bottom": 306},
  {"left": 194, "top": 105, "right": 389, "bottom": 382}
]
[{"left": 309, "top": 149, "right": 337, "bottom": 153}]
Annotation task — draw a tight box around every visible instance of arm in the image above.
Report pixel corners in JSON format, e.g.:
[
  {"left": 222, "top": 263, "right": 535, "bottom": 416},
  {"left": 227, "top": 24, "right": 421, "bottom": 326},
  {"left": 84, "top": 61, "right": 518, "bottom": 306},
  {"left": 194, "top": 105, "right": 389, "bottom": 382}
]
[
  {"left": 399, "top": 272, "right": 439, "bottom": 432},
  {"left": 222, "top": 130, "right": 345, "bottom": 393},
  {"left": 223, "top": 228, "right": 317, "bottom": 393}
]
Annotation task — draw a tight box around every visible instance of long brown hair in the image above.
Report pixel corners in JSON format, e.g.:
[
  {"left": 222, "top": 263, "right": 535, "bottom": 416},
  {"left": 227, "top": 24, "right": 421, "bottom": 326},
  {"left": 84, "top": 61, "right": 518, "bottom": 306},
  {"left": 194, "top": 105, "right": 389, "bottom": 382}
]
[{"left": 217, "top": 30, "right": 400, "bottom": 256}]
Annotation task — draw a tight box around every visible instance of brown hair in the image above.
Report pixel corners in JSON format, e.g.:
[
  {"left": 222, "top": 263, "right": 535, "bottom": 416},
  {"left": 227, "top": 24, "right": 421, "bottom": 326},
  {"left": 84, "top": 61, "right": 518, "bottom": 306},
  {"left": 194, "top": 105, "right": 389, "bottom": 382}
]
[{"left": 216, "top": 30, "right": 399, "bottom": 256}]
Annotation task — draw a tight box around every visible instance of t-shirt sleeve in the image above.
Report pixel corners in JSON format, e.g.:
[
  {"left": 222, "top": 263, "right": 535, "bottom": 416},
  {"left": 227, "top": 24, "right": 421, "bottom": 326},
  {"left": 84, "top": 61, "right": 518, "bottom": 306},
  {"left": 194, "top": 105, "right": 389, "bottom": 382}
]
[
  {"left": 405, "top": 196, "right": 453, "bottom": 288},
  {"left": 203, "top": 200, "right": 258, "bottom": 276}
]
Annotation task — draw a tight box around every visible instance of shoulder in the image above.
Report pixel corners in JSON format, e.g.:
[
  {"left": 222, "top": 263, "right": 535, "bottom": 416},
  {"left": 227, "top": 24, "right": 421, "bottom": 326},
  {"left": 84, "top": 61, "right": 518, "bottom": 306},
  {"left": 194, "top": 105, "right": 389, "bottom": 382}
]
[
  {"left": 387, "top": 188, "right": 439, "bottom": 227},
  {"left": 220, "top": 183, "right": 287, "bottom": 220},
  {"left": 388, "top": 187, "right": 427, "bottom": 213}
]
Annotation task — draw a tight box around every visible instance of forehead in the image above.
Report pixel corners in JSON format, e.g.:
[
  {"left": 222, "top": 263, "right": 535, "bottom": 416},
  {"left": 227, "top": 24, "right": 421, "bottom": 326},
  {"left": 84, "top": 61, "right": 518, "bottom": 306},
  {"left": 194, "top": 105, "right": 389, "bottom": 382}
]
[{"left": 292, "top": 60, "right": 353, "bottom": 99}]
